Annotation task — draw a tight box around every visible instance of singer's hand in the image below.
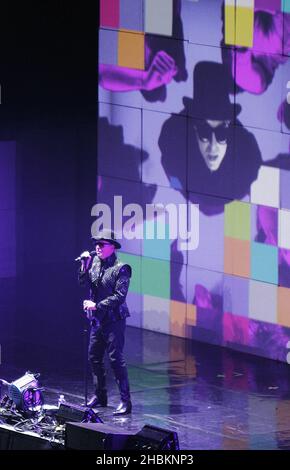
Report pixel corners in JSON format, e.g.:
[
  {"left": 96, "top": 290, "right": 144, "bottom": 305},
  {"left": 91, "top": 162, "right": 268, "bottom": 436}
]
[
  {"left": 80, "top": 251, "right": 92, "bottom": 271},
  {"left": 83, "top": 300, "right": 97, "bottom": 311}
]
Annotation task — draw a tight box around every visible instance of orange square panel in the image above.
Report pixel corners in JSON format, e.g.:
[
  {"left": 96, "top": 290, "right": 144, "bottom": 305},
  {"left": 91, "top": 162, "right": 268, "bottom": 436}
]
[
  {"left": 224, "top": 237, "right": 250, "bottom": 278},
  {"left": 278, "top": 286, "right": 290, "bottom": 328},
  {"left": 170, "top": 300, "right": 186, "bottom": 338},
  {"left": 118, "top": 30, "right": 145, "bottom": 70}
]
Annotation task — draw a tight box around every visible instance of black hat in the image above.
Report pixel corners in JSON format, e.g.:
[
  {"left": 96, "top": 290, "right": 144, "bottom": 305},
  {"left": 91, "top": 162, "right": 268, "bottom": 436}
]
[
  {"left": 91, "top": 228, "right": 121, "bottom": 249},
  {"left": 184, "top": 61, "right": 241, "bottom": 120}
]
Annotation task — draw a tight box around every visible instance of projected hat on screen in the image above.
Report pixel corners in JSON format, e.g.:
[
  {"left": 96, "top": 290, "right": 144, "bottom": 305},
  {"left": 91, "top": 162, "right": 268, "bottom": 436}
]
[{"left": 184, "top": 61, "right": 241, "bottom": 120}]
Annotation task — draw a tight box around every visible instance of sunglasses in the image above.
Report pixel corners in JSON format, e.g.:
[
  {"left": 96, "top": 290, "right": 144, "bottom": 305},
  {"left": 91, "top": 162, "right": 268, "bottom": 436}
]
[
  {"left": 94, "top": 241, "right": 113, "bottom": 248},
  {"left": 195, "top": 122, "right": 230, "bottom": 144}
]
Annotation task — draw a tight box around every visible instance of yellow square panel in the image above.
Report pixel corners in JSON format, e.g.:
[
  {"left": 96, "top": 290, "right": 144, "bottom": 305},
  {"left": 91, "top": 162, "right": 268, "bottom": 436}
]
[
  {"left": 224, "top": 1, "right": 236, "bottom": 45},
  {"left": 236, "top": 6, "right": 254, "bottom": 47},
  {"left": 224, "top": 0, "right": 254, "bottom": 47}
]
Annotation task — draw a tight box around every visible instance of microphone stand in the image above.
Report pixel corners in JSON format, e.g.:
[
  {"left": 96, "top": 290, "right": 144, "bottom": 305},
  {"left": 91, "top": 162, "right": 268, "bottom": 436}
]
[
  {"left": 83, "top": 311, "right": 89, "bottom": 407},
  {"left": 78, "top": 254, "right": 95, "bottom": 408}
]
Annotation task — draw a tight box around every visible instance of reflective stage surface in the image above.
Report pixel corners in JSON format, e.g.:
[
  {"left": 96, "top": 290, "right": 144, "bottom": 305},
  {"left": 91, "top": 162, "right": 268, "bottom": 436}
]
[{"left": 1, "top": 327, "right": 290, "bottom": 450}]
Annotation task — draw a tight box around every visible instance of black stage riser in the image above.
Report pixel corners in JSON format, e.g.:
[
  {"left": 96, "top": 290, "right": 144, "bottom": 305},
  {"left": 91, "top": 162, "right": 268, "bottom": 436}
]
[
  {"left": 0, "top": 427, "right": 64, "bottom": 450},
  {"left": 0, "top": 423, "right": 178, "bottom": 451}
]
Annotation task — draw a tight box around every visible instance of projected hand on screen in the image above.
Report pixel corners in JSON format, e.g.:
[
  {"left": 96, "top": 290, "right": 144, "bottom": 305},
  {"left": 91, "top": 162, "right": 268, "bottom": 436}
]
[
  {"left": 233, "top": 46, "right": 287, "bottom": 95},
  {"left": 222, "top": 8, "right": 290, "bottom": 95},
  {"left": 255, "top": 206, "right": 278, "bottom": 246},
  {"left": 99, "top": 0, "right": 187, "bottom": 100},
  {"left": 142, "top": 51, "right": 177, "bottom": 91},
  {"left": 99, "top": 51, "right": 177, "bottom": 93}
]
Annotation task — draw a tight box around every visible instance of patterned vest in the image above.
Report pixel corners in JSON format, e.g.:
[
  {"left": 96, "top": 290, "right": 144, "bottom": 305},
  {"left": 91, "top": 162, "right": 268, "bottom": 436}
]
[{"left": 86, "top": 253, "right": 131, "bottom": 324}]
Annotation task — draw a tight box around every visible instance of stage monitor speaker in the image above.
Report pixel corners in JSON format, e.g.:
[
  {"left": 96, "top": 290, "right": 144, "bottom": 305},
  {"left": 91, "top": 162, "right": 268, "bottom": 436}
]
[
  {"left": 9, "top": 432, "right": 56, "bottom": 450},
  {"left": 56, "top": 402, "right": 102, "bottom": 424},
  {"left": 0, "top": 426, "right": 10, "bottom": 450},
  {"left": 0, "top": 425, "right": 63, "bottom": 450},
  {"left": 126, "top": 425, "right": 180, "bottom": 451},
  {"left": 65, "top": 422, "right": 135, "bottom": 450}
]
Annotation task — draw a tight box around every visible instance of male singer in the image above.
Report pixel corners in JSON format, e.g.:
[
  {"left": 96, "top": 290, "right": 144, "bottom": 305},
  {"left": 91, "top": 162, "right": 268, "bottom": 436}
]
[{"left": 78, "top": 229, "right": 132, "bottom": 415}]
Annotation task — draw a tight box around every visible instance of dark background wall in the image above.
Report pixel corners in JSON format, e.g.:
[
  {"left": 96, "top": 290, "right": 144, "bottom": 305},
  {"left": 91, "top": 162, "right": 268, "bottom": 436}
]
[{"left": 0, "top": 2, "right": 98, "bottom": 367}]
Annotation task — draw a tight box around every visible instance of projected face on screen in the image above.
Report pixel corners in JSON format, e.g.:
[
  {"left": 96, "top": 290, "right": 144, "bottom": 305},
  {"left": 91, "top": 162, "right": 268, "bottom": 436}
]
[
  {"left": 160, "top": 61, "right": 262, "bottom": 206},
  {"left": 194, "top": 120, "right": 230, "bottom": 172}
]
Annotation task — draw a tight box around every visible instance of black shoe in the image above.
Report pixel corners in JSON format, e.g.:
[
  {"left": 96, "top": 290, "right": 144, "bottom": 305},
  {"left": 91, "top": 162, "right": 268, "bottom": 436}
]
[
  {"left": 113, "top": 400, "right": 132, "bottom": 416},
  {"left": 85, "top": 395, "right": 107, "bottom": 408}
]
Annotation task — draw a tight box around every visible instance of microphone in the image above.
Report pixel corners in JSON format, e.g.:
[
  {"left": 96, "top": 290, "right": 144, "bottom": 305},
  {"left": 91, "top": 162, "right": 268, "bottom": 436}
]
[{"left": 75, "top": 250, "right": 96, "bottom": 262}]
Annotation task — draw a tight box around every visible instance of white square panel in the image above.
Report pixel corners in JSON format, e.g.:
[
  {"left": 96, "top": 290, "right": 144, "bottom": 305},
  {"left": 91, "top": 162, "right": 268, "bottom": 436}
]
[
  {"left": 145, "top": 0, "right": 173, "bottom": 36},
  {"left": 279, "top": 209, "right": 290, "bottom": 250},
  {"left": 251, "top": 166, "right": 280, "bottom": 208},
  {"left": 143, "top": 294, "right": 170, "bottom": 334},
  {"left": 249, "top": 279, "right": 277, "bottom": 324}
]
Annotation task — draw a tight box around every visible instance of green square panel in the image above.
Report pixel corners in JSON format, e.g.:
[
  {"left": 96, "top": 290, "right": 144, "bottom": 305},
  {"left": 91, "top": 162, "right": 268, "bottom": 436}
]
[
  {"left": 283, "top": 0, "right": 290, "bottom": 13},
  {"left": 225, "top": 200, "right": 251, "bottom": 240},
  {"left": 118, "top": 252, "right": 141, "bottom": 294},
  {"left": 141, "top": 256, "right": 170, "bottom": 299},
  {"left": 143, "top": 220, "right": 171, "bottom": 261}
]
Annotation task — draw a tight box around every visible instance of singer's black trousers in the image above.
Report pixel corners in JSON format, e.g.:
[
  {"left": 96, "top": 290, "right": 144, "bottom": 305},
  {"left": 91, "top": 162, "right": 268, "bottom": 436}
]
[{"left": 88, "top": 319, "right": 130, "bottom": 402}]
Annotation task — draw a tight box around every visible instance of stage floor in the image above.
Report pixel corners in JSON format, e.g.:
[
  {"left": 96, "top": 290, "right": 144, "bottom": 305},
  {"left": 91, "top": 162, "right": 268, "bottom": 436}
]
[{"left": 1, "top": 326, "right": 290, "bottom": 450}]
